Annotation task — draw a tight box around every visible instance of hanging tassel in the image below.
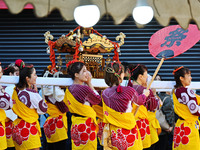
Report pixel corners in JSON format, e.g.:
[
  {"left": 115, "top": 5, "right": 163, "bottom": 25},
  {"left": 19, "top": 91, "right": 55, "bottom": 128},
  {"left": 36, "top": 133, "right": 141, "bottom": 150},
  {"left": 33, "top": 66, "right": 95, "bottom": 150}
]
[
  {"left": 116, "top": 85, "right": 122, "bottom": 93},
  {"left": 128, "top": 79, "right": 133, "bottom": 87}
]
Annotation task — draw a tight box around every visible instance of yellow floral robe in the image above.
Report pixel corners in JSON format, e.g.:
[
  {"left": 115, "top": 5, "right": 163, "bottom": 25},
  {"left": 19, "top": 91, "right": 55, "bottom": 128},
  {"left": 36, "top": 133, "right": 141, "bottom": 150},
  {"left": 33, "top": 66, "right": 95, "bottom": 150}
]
[
  {"left": 12, "top": 88, "right": 43, "bottom": 150},
  {"left": 173, "top": 93, "right": 200, "bottom": 150},
  {"left": 103, "top": 100, "right": 143, "bottom": 150},
  {"left": 132, "top": 104, "right": 151, "bottom": 149},
  {"left": 0, "top": 109, "right": 7, "bottom": 150},
  {"left": 147, "top": 111, "right": 161, "bottom": 145},
  {"left": 43, "top": 101, "right": 68, "bottom": 143},
  {"left": 64, "top": 88, "right": 98, "bottom": 150},
  {"left": 5, "top": 118, "right": 14, "bottom": 148}
]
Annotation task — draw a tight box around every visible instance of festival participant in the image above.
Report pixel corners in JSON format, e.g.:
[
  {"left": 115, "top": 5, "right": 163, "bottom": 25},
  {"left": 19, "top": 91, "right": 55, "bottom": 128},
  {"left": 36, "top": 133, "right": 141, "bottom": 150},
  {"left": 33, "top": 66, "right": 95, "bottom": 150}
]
[
  {"left": 12, "top": 64, "right": 48, "bottom": 150},
  {"left": 128, "top": 64, "right": 160, "bottom": 150},
  {"left": 42, "top": 70, "right": 69, "bottom": 150},
  {"left": 172, "top": 66, "right": 200, "bottom": 150},
  {"left": 4, "top": 66, "right": 18, "bottom": 150},
  {"left": 102, "top": 62, "right": 150, "bottom": 150},
  {"left": 0, "top": 62, "right": 13, "bottom": 150},
  {"left": 64, "top": 61, "right": 102, "bottom": 150}
]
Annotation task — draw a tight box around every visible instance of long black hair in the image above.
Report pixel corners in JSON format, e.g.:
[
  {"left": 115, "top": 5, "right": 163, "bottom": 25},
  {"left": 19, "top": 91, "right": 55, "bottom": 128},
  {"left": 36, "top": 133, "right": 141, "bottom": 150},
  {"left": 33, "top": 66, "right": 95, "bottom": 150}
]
[
  {"left": 67, "top": 62, "right": 85, "bottom": 80},
  {"left": 16, "top": 65, "right": 34, "bottom": 89},
  {"left": 128, "top": 64, "right": 148, "bottom": 80},
  {"left": 3, "top": 66, "right": 16, "bottom": 75},
  {"left": 173, "top": 66, "right": 191, "bottom": 88}
]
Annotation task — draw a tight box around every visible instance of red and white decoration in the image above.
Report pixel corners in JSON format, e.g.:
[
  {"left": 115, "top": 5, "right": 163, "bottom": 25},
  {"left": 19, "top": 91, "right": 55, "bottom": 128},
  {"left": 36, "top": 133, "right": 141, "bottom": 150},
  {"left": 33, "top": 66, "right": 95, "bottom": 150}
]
[
  {"left": 136, "top": 119, "right": 150, "bottom": 140},
  {"left": 12, "top": 120, "right": 38, "bottom": 145},
  {"left": 173, "top": 123, "right": 191, "bottom": 148},
  {"left": 111, "top": 126, "right": 138, "bottom": 150},
  {"left": 71, "top": 118, "right": 96, "bottom": 146},
  {"left": 43, "top": 115, "right": 64, "bottom": 139}
]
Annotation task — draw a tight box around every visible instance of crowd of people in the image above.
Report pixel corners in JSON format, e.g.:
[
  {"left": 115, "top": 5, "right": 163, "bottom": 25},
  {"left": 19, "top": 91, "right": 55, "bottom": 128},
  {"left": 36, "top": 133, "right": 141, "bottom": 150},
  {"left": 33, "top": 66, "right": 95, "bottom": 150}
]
[{"left": 0, "top": 59, "right": 199, "bottom": 150}]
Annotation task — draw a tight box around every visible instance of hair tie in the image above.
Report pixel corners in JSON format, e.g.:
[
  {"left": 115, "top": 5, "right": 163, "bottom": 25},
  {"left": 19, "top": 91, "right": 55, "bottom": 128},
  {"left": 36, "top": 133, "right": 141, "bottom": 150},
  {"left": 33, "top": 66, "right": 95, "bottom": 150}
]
[
  {"left": 111, "top": 62, "right": 122, "bottom": 76},
  {"left": 66, "top": 60, "right": 84, "bottom": 68},
  {"left": 173, "top": 66, "right": 184, "bottom": 75},
  {"left": 26, "top": 64, "right": 34, "bottom": 68},
  {"left": 116, "top": 84, "right": 122, "bottom": 93},
  {"left": 110, "top": 62, "right": 123, "bottom": 93},
  {"left": 20, "top": 62, "right": 25, "bottom": 69},
  {"left": 131, "top": 64, "right": 140, "bottom": 73}
]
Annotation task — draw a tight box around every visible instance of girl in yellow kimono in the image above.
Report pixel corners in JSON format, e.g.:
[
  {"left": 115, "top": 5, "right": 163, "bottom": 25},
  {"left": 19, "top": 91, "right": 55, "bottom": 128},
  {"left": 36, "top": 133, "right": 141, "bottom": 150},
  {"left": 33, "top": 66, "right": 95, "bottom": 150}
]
[
  {"left": 128, "top": 64, "right": 160, "bottom": 150},
  {"left": 0, "top": 63, "right": 13, "bottom": 150},
  {"left": 102, "top": 62, "right": 150, "bottom": 150},
  {"left": 12, "top": 64, "right": 48, "bottom": 150},
  {"left": 43, "top": 84, "right": 69, "bottom": 150},
  {"left": 64, "top": 61, "right": 102, "bottom": 150},
  {"left": 172, "top": 66, "right": 200, "bottom": 150}
]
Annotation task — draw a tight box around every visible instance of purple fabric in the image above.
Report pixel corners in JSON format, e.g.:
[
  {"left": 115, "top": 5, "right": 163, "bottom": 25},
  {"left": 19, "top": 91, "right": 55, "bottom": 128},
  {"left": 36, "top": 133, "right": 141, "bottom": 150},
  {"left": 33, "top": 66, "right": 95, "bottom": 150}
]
[
  {"left": 0, "top": 91, "right": 11, "bottom": 110},
  {"left": 38, "top": 100, "right": 48, "bottom": 112},
  {"left": 45, "top": 95, "right": 69, "bottom": 113},
  {"left": 55, "top": 101, "right": 69, "bottom": 113},
  {"left": 68, "top": 84, "right": 101, "bottom": 105},
  {"left": 26, "top": 88, "right": 37, "bottom": 93},
  {"left": 102, "top": 86, "right": 146, "bottom": 113},
  {"left": 175, "top": 87, "right": 200, "bottom": 116},
  {"left": 16, "top": 88, "right": 47, "bottom": 114},
  {"left": 132, "top": 85, "right": 159, "bottom": 111},
  {"left": 18, "top": 91, "right": 31, "bottom": 107}
]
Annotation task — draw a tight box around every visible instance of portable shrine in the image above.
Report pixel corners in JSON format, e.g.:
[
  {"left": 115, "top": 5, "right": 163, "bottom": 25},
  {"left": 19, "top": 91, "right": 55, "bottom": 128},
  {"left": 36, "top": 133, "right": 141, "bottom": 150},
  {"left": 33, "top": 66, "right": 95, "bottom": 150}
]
[{"left": 44, "top": 26, "right": 126, "bottom": 78}]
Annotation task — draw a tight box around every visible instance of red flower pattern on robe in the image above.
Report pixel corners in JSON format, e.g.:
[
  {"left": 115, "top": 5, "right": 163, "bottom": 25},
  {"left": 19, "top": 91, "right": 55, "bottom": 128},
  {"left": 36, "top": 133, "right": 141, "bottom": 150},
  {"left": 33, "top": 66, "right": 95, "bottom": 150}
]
[
  {"left": 136, "top": 119, "right": 150, "bottom": 140},
  {"left": 173, "top": 123, "right": 191, "bottom": 148},
  {"left": 71, "top": 118, "right": 96, "bottom": 146},
  {"left": 5, "top": 121, "right": 13, "bottom": 139},
  {"left": 43, "top": 115, "right": 64, "bottom": 138},
  {"left": 12, "top": 120, "right": 38, "bottom": 145},
  {"left": 97, "top": 121, "right": 105, "bottom": 141},
  {"left": 111, "top": 126, "right": 138, "bottom": 150},
  {"left": 0, "top": 123, "right": 5, "bottom": 137}
]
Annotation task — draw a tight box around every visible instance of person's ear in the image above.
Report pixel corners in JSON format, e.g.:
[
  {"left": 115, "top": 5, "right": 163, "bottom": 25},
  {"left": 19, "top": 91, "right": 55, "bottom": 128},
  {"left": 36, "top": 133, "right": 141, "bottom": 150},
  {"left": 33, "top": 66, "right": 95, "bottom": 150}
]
[
  {"left": 75, "top": 73, "right": 79, "bottom": 78},
  {"left": 26, "top": 76, "right": 30, "bottom": 83},
  {"left": 138, "top": 74, "right": 143, "bottom": 80},
  {"left": 180, "top": 76, "right": 184, "bottom": 82}
]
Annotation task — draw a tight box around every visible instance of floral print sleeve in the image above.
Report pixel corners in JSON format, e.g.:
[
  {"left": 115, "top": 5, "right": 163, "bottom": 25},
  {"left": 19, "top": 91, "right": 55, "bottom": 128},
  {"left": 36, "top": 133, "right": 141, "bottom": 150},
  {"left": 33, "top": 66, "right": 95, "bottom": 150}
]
[
  {"left": 175, "top": 87, "right": 200, "bottom": 116},
  {"left": 0, "top": 90, "right": 12, "bottom": 110},
  {"left": 18, "top": 89, "right": 47, "bottom": 115}
]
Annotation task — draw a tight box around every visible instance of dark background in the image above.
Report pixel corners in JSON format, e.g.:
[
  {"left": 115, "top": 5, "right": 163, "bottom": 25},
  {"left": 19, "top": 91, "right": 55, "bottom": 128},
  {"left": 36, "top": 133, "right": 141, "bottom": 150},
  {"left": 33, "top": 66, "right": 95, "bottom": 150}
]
[{"left": 0, "top": 9, "right": 200, "bottom": 82}]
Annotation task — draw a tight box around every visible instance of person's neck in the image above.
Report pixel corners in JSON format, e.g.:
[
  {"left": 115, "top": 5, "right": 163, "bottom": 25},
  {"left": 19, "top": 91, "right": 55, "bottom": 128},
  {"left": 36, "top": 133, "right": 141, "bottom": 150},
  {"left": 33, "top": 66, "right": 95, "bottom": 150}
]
[
  {"left": 73, "top": 79, "right": 83, "bottom": 85},
  {"left": 112, "top": 83, "right": 119, "bottom": 87},
  {"left": 133, "top": 79, "right": 142, "bottom": 86},
  {"left": 18, "top": 87, "right": 26, "bottom": 90},
  {"left": 177, "top": 85, "right": 185, "bottom": 88}
]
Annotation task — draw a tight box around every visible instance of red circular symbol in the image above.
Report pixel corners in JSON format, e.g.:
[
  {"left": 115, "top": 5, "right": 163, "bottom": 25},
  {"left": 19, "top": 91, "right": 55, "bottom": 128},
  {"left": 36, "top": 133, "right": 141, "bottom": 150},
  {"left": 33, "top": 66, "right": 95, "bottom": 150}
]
[{"left": 30, "top": 126, "right": 37, "bottom": 135}]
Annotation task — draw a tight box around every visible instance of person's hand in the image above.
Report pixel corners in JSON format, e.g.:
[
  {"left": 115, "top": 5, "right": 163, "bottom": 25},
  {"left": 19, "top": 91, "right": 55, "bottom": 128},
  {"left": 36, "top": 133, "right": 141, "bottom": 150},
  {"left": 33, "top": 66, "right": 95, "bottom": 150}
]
[
  {"left": 143, "top": 89, "right": 150, "bottom": 97},
  {"left": 85, "top": 71, "right": 92, "bottom": 86},
  {"left": 165, "top": 126, "right": 173, "bottom": 132},
  {"left": 151, "top": 88, "right": 157, "bottom": 95}
]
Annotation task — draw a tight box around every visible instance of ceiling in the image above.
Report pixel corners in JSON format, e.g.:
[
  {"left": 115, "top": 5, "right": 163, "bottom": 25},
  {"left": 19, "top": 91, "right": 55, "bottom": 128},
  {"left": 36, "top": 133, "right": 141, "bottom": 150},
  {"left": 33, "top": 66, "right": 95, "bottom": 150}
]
[{"left": 2, "top": 0, "right": 200, "bottom": 29}]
